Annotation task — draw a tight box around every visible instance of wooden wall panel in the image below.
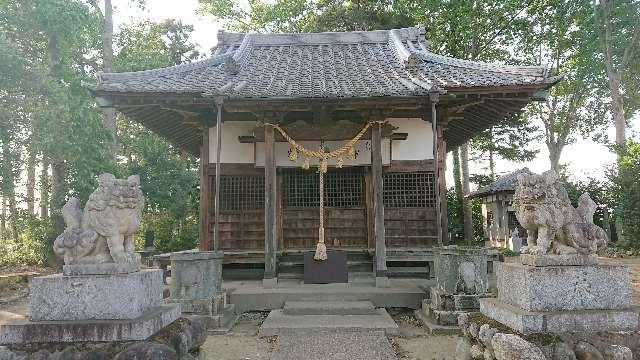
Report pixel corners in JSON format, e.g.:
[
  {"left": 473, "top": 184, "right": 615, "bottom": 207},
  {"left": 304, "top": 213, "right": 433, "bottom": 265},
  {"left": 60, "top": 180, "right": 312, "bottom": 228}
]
[
  {"left": 384, "top": 208, "right": 438, "bottom": 248},
  {"left": 210, "top": 210, "right": 265, "bottom": 250},
  {"left": 282, "top": 208, "right": 368, "bottom": 249}
]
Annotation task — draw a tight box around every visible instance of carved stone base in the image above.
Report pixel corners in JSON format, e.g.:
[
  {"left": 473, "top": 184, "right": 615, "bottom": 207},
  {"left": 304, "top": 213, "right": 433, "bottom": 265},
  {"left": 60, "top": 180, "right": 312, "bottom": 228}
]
[
  {"left": 520, "top": 254, "right": 598, "bottom": 267},
  {"left": 62, "top": 260, "right": 140, "bottom": 276},
  {"left": 30, "top": 269, "right": 163, "bottom": 321}
]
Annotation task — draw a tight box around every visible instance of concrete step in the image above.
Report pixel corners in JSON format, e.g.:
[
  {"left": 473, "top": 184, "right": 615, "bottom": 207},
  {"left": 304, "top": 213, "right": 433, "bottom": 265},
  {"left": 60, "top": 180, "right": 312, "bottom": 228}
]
[
  {"left": 259, "top": 308, "right": 399, "bottom": 336},
  {"left": 230, "top": 283, "right": 425, "bottom": 312},
  {"left": 282, "top": 301, "right": 376, "bottom": 315}
]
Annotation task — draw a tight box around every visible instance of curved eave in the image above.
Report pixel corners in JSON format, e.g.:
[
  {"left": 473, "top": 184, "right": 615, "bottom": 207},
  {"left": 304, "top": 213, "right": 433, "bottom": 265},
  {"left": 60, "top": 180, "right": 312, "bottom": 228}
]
[{"left": 88, "top": 77, "right": 558, "bottom": 157}]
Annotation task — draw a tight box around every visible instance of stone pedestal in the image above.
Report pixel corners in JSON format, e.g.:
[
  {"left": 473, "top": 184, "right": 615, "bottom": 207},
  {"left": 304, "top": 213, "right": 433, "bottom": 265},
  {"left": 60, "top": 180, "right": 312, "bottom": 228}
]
[
  {"left": 480, "top": 255, "right": 640, "bottom": 334},
  {"left": 30, "top": 269, "right": 163, "bottom": 321},
  {"left": 1, "top": 268, "right": 180, "bottom": 345},
  {"left": 168, "top": 250, "right": 237, "bottom": 332},
  {"left": 417, "top": 246, "right": 488, "bottom": 334}
]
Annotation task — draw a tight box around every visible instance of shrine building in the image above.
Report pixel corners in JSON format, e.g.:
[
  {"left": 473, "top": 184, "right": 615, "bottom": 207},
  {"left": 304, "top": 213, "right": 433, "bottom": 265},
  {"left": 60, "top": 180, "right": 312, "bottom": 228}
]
[{"left": 90, "top": 26, "right": 557, "bottom": 283}]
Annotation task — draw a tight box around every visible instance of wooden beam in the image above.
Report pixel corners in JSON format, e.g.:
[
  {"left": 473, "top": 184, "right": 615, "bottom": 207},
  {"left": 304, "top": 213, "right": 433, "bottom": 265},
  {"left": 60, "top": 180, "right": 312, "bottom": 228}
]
[{"left": 199, "top": 129, "right": 211, "bottom": 251}]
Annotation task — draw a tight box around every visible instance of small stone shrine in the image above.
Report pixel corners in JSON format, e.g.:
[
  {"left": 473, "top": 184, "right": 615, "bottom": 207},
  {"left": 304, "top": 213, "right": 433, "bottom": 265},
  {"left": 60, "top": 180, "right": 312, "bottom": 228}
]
[
  {"left": 455, "top": 170, "right": 638, "bottom": 360},
  {"left": 168, "top": 250, "right": 237, "bottom": 332},
  {"left": 417, "top": 246, "right": 488, "bottom": 333},
  {"left": 0, "top": 174, "right": 180, "bottom": 344}
]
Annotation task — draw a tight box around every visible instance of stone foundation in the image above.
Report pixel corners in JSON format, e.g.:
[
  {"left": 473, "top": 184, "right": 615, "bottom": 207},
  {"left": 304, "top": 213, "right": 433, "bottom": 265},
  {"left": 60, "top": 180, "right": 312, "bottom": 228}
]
[
  {"left": 480, "top": 298, "right": 640, "bottom": 334},
  {"left": 480, "top": 258, "right": 639, "bottom": 335},
  {"left": 0, "top": 304, "right": 180, "bottom": 344},
  {"left": 0, "top": 316, "right": 206, "bottom": 358},
  {"left": 30, "top": 269, "right": 163, "bottom": 321},
  {"left": 496, "top": 261, "right": 631, "bottom": 312}
]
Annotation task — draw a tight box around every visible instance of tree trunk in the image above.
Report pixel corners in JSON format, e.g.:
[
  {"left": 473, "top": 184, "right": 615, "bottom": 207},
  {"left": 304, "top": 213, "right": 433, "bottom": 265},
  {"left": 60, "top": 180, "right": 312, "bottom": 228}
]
[
  {"left": 452, "top": 148, "right": 463, "bottom": 202},
  {"left": 50, "top": 161, "right": 65, "bottom": 220},
  {"left": 548, "top": 142, "right": 562, "bottom": 173},
  {"left": 8, "top": 192, "right": 18, "bottom": 242},
  {"left": 599, "top": 0, "right": 629, "bottom": 148},
  {"left": 26, "top": 149, "right": 36, "bottom": 215},
  {"left": 0, "top": 128, "right": 18, "bottom": 241},
  {"left": 608, "top": 72, "right": 626, "bottom": 146},
  {"left": 0, "top": 197, "right": 5, "bottom": 240},
  {"left": 101, "top": 0, "right": 117, "bottom": 159},
  {"left": 40, "top": 159, "right": 49, "bottom": 219},
  {"left": 461, "top": 142, "right": 474, "bottom": 245},
  {"left": 488, "top": 148, "right": 496, "bottom": 179}
]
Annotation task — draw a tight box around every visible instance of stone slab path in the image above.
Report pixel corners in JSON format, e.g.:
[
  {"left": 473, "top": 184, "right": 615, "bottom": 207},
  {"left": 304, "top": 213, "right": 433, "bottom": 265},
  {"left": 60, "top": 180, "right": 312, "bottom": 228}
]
[{"left": 271, "top": 330, "right": 396, "bottom": 360}]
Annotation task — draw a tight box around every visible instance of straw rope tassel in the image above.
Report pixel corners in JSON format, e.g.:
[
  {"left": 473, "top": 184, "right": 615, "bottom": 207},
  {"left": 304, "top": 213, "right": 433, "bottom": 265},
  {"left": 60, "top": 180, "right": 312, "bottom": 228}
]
[{"left": 314, "top": 163, "right": 327, "bottom": 261}]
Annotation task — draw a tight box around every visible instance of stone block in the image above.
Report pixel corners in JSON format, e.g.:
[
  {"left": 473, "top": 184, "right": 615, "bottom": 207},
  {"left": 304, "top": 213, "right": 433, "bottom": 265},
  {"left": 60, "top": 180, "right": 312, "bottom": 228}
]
[
  {"left": 262, "top": 277, "right": 278, "bottom": 288},
  {"left": 282, "top": 301, "right": 376, "bottom": 315},
  {"left": 433, "top": 246, "right": 488, "bottom": 294},
  {"left": 258, "top": 308, "right": 399, "bottom": 336},
  {"left": 427, "top": 307, "right": 462, "bottom": 326},
  {"left": 0, "top": 304, "right": 180, "bottom": 344},
  {"left": 170, "top": 250, "right": 223, "bottom": 300},
  {"left": 29, "top": 269, "right": 163, "bottom": 321},
  {"left": 62, "top": 260, "right": 140, "bottom": 276},
  {"left": 453, "top": 294, "right": 480, "bottom": 310},
  {"left": 169, "top": 293, "right": 226, "bottom": 315},
  {"left": 375, "top": 276, "right": 390, "bottom": 288},
  {"left": 480, "top": 298, "right": 640, "bottom": 334},
  {"left": 520, "top": 254, "right": 598, "bottom": 267},
  {"left": 496, "top": 262, "right": 631, "bottom": 312}
]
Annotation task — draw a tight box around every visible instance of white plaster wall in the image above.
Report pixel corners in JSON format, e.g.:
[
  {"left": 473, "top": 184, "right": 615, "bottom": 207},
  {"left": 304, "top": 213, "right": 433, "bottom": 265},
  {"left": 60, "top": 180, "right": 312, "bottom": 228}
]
[
  {"left": 208, "top": 122, "right": 255, "bottom": 163},
  {"left": 388, "top": 118, "right": 434, "bottom": 160},
  {"left": 255, "top": 139, "right": 391, "bottom": 167},
  {"left": 209, "top": 118, "right": 434, "bottom": 165}
]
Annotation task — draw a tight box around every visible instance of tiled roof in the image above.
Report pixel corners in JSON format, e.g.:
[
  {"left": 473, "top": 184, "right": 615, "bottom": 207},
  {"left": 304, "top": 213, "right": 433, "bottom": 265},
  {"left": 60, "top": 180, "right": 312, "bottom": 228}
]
[
  {"left": 91, "top": 27, "right": 556, "bottom": 99},
  {"left": 469, "top": 168, "right": 532, "bottom": 198}
]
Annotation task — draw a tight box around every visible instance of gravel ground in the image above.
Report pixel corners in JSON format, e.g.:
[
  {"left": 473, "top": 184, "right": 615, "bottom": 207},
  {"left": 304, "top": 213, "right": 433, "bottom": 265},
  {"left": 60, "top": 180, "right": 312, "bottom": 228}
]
[{"left": 200, "top": 312, "right": 275, "bottom": 360}]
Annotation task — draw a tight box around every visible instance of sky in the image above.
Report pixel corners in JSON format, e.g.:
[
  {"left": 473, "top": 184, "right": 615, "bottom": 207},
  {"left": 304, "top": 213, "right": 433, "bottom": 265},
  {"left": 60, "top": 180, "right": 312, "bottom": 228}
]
[{"left": 111, "top": 0, "right": 640, "bottom": 188}]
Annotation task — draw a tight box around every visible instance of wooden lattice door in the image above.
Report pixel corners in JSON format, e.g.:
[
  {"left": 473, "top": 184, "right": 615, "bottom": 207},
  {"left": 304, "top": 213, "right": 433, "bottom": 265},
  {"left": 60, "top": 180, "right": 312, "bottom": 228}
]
[{"left": 281, "top": 168, "right": 368, "bottom": 249}]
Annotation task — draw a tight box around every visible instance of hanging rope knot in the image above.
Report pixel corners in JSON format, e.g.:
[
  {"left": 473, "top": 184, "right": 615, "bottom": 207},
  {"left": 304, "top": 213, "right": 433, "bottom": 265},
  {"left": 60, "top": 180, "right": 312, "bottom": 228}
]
[{"left": 261, "top": 120, "right": 387, "bottom": 261}]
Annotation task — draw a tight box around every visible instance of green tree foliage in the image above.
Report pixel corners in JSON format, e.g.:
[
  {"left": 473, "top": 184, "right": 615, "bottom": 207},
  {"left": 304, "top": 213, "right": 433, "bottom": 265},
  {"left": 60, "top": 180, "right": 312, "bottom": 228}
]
[
  {"left": 0, "top": 0, "right": 115, "bottom": 264},
  {"left": 0, "top": 1, "right": 201, "bottom": 263},
  {"left": 199, "top": 0, "right": 413, "bottom": 32},
  {"left": 609, "top": 140, "right": 640, "bottom": 245},
  {"left": 114, "top": 19, "right": 201, "bottom": 252},
  {"left": 447, "top": 189, "right": 484, "bottom": 244}
]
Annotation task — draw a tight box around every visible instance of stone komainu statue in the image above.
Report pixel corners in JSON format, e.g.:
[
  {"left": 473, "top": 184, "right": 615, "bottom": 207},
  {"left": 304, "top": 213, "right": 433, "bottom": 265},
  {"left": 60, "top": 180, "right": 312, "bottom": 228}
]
[
  {"left": 53, "top": 174, "right": 144, "bottom": 265},
  {"left": 513, "top": 170, "right": 608, "bottom": 255}
]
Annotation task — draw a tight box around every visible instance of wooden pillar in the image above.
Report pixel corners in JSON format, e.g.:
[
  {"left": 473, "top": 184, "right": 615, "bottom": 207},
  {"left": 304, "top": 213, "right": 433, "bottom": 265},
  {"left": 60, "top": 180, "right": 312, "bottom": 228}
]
[
  {"left": 436, "top": 125, "right": 449, "bottom": 245},
  {"left": 212, "top": 98, "right": 223, "bottom": 251},
  {"left": 371, "top": 122, "right": 388, "bottom": 283},
  {"left": 263, "top": 124, "right": 278, "bottom": 284},
  {"left": 199, "top": 128, "right": 211, "bottom": 251}
]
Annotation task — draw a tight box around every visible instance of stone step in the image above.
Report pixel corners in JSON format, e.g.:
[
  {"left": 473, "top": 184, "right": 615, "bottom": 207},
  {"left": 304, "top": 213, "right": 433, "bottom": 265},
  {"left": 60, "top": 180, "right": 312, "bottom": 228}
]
[
  {"left": 259, "top": 308, "right": 399, "bottom": 336},
  {"left": 283, "top": 301, "right": 376, "bottom": 315}
]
